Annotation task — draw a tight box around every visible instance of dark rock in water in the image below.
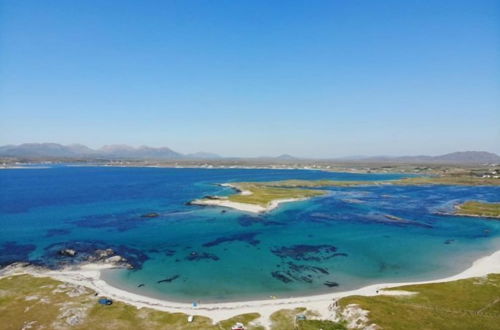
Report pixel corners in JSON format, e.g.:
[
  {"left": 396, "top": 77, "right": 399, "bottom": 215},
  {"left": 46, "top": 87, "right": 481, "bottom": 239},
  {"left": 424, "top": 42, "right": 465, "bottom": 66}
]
[
  {"left": 271, "top": 271, "right": 293, "bottom": 283},
  {"left": 93, "top": 249, "right": 114, "bottom": 259},
  {"left": 202, "top": 232, "right": 260, "bottom": 247},
  {"left": 157, "top": 275, "right": 180, "bottom": 283},
  {"left": 324, "top": 281, "right": 339, "bottom": 287},
  {"left": 444, "top": 239, "right": 455, "bottom": 245},
  {"left": 301, "top": 275, "right": 313, "bottom": 283},
  {"left": 137, "top": 284, "right": 145, "bottom": 288},
  {"left": 271, "top": 244, "right": 340, "bottom": 261},
  {"left": 42, "top": 241, "right": 149, "bottom": 270},
  {"left": 287, "top": 262, "right": 329, "bottom": 275},
  {"left": 59, "top": 248, "right": 77, "bottom": 257},
  {"left": 72, "top": 212, "right": 154, "bottom": 232},
  {"left": 141, "top": 212, "right": 160, "bottom": 218},
  {"left": 332, "top": 253, "right": 348, "bottom": 257},
  {"left": 0, "top": 241, "right": 36, "bottom": 267},
  {"left": 164, "top": 249, "right": 176, "bottom": 257},
  {"left": 221, "top": 210, "right": 227, "bottom": 213},
  {"left": 203, "top": 195, "right": 221, "bottom": 200},
  {"left": 185, "top": 251, "right": 220, "bottom": 261}
]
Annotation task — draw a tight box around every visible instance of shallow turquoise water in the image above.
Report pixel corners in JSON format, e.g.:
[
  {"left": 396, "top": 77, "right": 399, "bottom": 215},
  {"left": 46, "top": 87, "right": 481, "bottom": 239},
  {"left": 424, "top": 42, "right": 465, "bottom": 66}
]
[{"left": 1, "top": 166, "right": 499, "bottom": 302}]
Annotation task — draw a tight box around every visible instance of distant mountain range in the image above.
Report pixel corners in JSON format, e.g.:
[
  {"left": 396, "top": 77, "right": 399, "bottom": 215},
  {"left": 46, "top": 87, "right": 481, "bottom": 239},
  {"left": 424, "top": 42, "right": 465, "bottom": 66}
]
[
  {"left": 0, "top": 143, "right": 499, "bottom": 164},
  {"left": 0, "top": 143, "right": 211, "bottom": 160},
  {"left": 342, "top": 151, "right": 500, "bottom": 164}
]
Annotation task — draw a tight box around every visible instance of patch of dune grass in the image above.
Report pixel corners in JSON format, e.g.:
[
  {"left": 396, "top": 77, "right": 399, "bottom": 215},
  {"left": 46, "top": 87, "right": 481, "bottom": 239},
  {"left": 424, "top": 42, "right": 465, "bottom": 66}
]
[
  {"left": 339, "top": 274, "right": 500, "bottom": 330},
  {"left": 0, "top": 274, "right": 264, "bottom": 330}
]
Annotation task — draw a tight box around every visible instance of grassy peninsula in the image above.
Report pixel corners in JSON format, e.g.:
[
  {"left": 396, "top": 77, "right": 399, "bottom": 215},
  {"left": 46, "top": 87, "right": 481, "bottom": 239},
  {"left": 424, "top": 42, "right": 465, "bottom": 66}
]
[
  {"left": 455, "top": 201, "right": 500, "bottom": 219},
  {"left": 191, "top": 175, "right": 499, "bottom": 213},
  {"left": 226, "top": 183, "right": 326, "bottom": 206}
]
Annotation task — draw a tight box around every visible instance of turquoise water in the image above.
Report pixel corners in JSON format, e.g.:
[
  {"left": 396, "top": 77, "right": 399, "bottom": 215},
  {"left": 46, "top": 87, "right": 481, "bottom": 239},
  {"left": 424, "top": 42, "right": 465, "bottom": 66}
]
[{"left": 1, "top": 166, "right": 499, "bottom": 302}]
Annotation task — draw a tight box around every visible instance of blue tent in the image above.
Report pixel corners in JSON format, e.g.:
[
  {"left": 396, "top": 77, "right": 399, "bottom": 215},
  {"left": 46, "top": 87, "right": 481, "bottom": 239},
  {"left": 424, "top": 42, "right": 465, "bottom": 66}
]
[{"left": 98, "top": 298, "right": 113, "bottom": 305}]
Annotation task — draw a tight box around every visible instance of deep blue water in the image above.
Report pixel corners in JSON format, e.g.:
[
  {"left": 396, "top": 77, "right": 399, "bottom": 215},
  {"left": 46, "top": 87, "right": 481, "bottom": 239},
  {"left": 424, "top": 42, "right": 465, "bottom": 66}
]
[{"left": 1, "top": 166, "right": 499, "bottom": 302}]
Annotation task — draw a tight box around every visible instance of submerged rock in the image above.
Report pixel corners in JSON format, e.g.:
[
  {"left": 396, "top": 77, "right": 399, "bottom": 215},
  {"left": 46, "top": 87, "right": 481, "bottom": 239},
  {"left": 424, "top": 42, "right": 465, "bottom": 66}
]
[
  {"left": 141, "top": 212, "right": 160, "bottom": 218},
  {"left": 202, "top": 232, "right": 260, "bottom": 247},
  {"left": 271, "top": 244, "right": 341, "bottom": 261},
  {"left": 271, "top": 271, "right": 293, "bottom": 283},
  {"left": 59, "top": 249, "right": 77, "bottom": 257},
  {"left": 157, "top": 275, "right": 180, "bottom": 283},
  {"left": 185, "top": 251, "right": 220, "bottom": 261}
]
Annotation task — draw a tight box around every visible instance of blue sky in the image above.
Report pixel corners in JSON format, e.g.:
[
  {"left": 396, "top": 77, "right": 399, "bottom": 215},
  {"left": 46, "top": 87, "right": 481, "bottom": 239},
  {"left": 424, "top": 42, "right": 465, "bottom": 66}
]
[{"left": 1, "top": 0, "right": 499, "bottom": 157}]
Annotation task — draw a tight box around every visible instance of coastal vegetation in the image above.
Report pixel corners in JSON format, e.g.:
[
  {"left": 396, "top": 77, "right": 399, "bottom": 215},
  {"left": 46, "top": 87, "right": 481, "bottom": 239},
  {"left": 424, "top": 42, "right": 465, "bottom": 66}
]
[
  {"left": 259, "top": 175, "right": 500, "bottom": 188},
  {"left": 227, "top": 183, "right": 326, "bottom": 206},
  {"left": 2, "top": 273, "right": 499, "bottom": 329},
  {"left": 338, "top": 274, "right": 500, "bottom": 330},
  {"left": 454, "top": 201, "right": 500, "bottom": 219},
  {"left": 192, "top": 175, "right": 499, "bottom": 212},
  {"left": 0, "top": 275, "right": 266, "bottom": 330}
]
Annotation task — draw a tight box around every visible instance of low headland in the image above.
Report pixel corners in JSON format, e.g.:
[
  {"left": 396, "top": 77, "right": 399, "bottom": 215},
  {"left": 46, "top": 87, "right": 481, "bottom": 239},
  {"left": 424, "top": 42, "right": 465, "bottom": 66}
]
[
  {"left": 454, "top": 201, "right": 500, "bottom": 219},
  {"left": 190, "top": 175, "right": 500, "bottom": 214}
]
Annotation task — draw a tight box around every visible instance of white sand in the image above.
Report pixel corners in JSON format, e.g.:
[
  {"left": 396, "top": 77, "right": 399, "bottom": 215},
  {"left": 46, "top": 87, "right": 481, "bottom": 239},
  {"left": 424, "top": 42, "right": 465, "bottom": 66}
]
[
  {"left": 190, "top": 197, "right": 307, "bottom": 213},
  {"left": 2, "top": 249, "right": 499, "bottom": 328},
  {"left": 191, "top": 183, "right": 309, "bottom": 213}
]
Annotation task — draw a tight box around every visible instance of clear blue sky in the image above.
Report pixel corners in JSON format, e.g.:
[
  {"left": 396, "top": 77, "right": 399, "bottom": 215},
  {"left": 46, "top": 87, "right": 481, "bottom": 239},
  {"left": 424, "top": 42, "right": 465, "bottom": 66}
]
[{"left": 1, "top": 0, "right": 499, "bottom": 157}]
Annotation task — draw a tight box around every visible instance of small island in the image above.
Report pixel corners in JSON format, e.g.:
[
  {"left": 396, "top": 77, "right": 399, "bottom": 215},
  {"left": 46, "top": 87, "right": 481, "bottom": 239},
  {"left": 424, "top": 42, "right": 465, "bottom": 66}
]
[
  {"left": 190, "top": 183, "right": 327, "bottom": 213},
  {"left": 454, "top": 201, "right": 500, "bottom": 219}
]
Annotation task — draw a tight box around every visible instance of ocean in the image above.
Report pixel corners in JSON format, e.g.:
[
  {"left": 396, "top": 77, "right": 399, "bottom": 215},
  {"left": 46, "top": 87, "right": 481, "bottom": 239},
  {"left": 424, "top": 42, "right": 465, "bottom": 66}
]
[{"left": 1, "top": 166, "right": 499, "bottom": 302}]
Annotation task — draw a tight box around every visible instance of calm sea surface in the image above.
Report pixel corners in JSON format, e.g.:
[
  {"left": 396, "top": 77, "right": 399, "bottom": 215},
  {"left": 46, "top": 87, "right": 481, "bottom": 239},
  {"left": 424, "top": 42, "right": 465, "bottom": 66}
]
[{"left": 1, "top": 166, "right": 499, "bottom": 302}]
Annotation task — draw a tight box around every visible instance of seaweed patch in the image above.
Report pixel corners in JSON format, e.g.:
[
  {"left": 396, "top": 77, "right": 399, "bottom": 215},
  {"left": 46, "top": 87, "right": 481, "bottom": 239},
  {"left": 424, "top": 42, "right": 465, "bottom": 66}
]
[
  {"left": 44, "top": 228, "right": 71, "bottom": 238},
  {"left": 202, "top": 232, "right": 260, "bottom": 247},
  {"left": 271, "top": 271, "right": 293, "bottom": 283},
  {"left": 271, "top": 244, "right": 341, "bottom": 261},
  {"left": 157, "top": 275, "right": 180, "bottom": 283},
  {"left": 0, "top": 241, "right": 36, "bottom": 267},
  {"left": 185, "top": 251, "right": 220, "bottom": 261}
]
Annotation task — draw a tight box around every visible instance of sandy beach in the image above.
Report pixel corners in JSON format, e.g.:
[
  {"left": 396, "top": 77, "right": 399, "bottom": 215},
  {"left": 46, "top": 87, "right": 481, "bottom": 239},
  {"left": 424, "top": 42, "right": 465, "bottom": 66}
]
[
  {"left": 2, "top": 249, "right": 499, "bottom": 328},
  {"left": 190, "top": 196, "right": 308, "bottom": 213},
  {"left": 191, "top": 183, "right": 309, "bottom": 213}
]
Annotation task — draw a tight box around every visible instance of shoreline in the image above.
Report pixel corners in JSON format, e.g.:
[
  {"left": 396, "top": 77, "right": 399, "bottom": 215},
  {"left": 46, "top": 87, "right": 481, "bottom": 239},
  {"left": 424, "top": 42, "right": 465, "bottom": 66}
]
[
  {"left": 2, "top": 249, "right": 499, "bottom": 326},
  {"left": 190, "top": 196, "right": 308, "bottom": 213},
  {"left": 190, "top": 182, "right": 310, "bottom": 213}
]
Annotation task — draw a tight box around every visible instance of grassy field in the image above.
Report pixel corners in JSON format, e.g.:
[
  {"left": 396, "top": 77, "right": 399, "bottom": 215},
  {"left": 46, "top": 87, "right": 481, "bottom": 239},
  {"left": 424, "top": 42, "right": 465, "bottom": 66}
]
[
  {"left": 259, "top": 175, "right": 500, "bottom": 188},
  {"left": 268, "top": 307, "right": 346, "bottom": 330},
  {"left": 0, "top": 275, "right": 266, "bottom": 330},
  {"left": 2, "top": 273, "right": 500, "bottom": 329},
  {"left": 226, "top": 183, "right": 326, "bottom": 206},
  {"left": 339, "top": 274, "right": 500, "bottom": 330},
  {"left": 455, "top": 201, "right": 500, "bottom": 219}
]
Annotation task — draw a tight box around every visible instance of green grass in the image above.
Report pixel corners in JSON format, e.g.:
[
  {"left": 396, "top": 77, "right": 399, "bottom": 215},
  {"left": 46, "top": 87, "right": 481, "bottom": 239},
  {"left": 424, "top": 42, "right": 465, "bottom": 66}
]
[
  {"left": 269, "top": 308, "right": 346, "bottom": 330},
  {"left": 2, "top": 274, "right": 500, "bottom": 329},
  {"left": 455, "top": 201, "right": 500, "bottom": 218},
  {"left": 260, "top": 176, "right": 500, "bottom": 188},
  {"left": 0, "top": 274, "right": 265, "bottom": 330},
  {"left": 227, "top": 183, "right": 326, "bottom": 207},
  {"left": 197, "top": 175, "right": 499, "bottom": 209},
  {"left": 338, "top": 274, "right": 500, "bottom": 330}
]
